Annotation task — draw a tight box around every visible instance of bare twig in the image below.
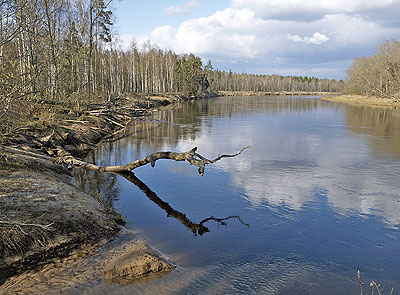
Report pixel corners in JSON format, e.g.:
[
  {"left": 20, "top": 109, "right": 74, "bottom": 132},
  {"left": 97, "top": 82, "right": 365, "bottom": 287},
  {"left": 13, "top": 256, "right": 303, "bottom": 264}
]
[
  {"left": 370, "top": 281, "right": 382, "bottom": 295},
  {"left": 358, "top": 270, "right": 363, "bottom": 295},
  {"left": 199, "top": 215, "right": 250, "bottom": 227}
]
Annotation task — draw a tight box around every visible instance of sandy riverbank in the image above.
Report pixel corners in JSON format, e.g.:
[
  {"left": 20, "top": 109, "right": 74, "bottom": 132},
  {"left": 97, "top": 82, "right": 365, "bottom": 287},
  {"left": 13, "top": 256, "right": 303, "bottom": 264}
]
[
  {"left": 321, "top": 94, "right": 400, "bottom": 107},
  {"left": 0, "top": 92, "right": 215, "bottom": 288}
]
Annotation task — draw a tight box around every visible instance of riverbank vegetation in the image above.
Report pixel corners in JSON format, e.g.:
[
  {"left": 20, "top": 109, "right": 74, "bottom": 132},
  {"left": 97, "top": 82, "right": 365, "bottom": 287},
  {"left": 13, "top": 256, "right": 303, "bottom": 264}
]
[
  {"left": 323, "top": 39, "right": 400, "bottom": 107},
  {"left": 321, "top": 94, "right": 400, "bottom": 107},
  {"left": 344, "top": 39, "right": 400, "bottom": 100},
  {"left": 357, "top": 270, "right": 394, "bottom": 295}
]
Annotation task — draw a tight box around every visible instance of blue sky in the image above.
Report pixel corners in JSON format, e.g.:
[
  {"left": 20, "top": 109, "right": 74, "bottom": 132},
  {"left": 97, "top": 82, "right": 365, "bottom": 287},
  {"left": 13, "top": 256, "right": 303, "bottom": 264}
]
[
  {"left": 112, "top": 0, "right": 400, "bottom": 79},
  {"left": 113, "top": 0, "right": 230, "bottom": 35}
]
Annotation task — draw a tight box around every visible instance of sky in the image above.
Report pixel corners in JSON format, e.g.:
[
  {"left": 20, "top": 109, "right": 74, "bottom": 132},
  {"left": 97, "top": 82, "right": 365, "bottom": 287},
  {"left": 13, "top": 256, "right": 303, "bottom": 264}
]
[{"left": 112, "top": 0, "right": 400, "bottom": 79}]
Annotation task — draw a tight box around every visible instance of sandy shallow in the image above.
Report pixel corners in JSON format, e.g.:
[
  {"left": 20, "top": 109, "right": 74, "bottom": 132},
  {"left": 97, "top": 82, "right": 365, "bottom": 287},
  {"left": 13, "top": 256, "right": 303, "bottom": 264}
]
[{"left": 0, "top": 229, "right": 176, "bottom": 295}]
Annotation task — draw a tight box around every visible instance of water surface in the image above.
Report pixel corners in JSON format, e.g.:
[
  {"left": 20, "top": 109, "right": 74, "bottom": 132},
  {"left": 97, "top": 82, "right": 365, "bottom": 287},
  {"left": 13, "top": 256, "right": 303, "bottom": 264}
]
[{"left": 77, "top": 96, "right": 400, "bottom": 294}]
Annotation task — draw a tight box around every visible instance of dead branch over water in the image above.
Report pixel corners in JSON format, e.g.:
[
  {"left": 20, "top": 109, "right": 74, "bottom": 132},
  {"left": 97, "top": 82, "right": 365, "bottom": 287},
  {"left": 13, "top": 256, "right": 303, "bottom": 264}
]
[
  {"left": 57, "top": 146, "right": 251, "bottom": 176},
  {"left": 56, "top": 145, "right": 251, "bottom": 235}
]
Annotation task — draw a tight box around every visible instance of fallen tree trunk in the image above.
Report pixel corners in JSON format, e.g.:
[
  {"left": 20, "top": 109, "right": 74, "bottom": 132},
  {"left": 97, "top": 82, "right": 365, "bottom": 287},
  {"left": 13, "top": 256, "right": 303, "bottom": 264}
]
[{"left": 57, "top": 146, "right": 251, "bottom": 176}]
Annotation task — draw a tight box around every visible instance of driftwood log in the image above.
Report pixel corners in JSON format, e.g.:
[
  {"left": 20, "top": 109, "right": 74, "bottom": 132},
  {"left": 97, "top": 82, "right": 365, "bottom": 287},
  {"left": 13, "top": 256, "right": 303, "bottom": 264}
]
[{"left": 57, "top": 146, "right": 251, "bottom": 176}]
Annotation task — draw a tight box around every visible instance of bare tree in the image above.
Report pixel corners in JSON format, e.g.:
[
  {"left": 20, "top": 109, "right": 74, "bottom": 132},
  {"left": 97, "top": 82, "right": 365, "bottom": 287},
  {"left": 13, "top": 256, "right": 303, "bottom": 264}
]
[{"left": 346, "top": 39, "right": 400, "bottom": 99}]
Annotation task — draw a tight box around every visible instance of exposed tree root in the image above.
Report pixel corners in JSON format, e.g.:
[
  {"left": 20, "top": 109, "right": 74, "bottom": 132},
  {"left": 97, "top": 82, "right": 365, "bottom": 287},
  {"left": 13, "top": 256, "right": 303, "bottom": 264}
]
[{"left": 0, "top": 218, "right": 54, "bottom": 256}]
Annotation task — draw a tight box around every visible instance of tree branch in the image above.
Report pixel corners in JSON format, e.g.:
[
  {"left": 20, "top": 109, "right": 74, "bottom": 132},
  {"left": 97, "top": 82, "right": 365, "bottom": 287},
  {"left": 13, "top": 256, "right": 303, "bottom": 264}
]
[{"left": 56, "top": 146, "right": 251, "bottom": 176}]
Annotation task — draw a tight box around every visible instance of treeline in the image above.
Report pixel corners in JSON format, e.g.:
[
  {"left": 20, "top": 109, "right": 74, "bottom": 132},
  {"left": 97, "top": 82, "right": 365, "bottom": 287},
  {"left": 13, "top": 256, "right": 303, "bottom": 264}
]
[
  {"left": 0, "top": 0, "right": 342, "bottom": 134},
  {"left": 0, "top": 0, "right": 211, "bottom": 132},
  {"left": 1, "top": 0, "right": 116, "bottom": 131},
  {"left": 345, "top": 39, "right": 400, "bottom": 99},
  {"left": 208, "top": 70, "right": 343, "bottom": 93},
  {"left": 105, "top": 43, "right": 208, "bottom": 95}
]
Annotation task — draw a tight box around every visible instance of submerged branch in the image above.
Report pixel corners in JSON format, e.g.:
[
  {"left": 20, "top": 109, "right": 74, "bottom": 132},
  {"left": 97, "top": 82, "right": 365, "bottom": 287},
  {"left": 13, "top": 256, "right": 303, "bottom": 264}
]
[
  {"left": 199, "top": 216, "right": 250, "bottom": 228},
  {"left": 57, "top": 146, "right": 251, "bottom": 176}
]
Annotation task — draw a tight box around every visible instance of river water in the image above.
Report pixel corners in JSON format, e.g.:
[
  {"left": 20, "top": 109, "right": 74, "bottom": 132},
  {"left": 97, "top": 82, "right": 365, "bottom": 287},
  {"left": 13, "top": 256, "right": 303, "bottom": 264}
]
[
  {"left": 73, "top": 95, "right": 400, "bottom": 294},
  {"left": 3, "top": 95, "right": 399, "bottom": 295},
  {"left": 3, "top": 95, "right": 394, "bottom": 295}
]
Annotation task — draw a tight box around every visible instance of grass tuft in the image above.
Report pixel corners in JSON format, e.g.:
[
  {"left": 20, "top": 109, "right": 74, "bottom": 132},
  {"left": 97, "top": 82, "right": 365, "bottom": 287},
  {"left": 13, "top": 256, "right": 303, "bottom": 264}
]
[{"left": 357, "top": 270, "right": 394, "bottom": 295}]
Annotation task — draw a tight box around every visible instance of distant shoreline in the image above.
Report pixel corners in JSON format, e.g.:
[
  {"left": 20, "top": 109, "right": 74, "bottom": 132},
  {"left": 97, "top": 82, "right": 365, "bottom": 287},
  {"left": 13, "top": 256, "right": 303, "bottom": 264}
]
[
  {"left": 321, "top": 94, "right": 400, "bottom": 107},
  {"left": 217, "top": 90, "right": 334, "bottom": 97}
]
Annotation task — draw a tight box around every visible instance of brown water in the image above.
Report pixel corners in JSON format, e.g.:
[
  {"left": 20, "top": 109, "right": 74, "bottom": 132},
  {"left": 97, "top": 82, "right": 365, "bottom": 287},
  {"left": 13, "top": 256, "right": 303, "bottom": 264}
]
[{"left": 4, "top": 96, "right": 400, "bottom": 294}]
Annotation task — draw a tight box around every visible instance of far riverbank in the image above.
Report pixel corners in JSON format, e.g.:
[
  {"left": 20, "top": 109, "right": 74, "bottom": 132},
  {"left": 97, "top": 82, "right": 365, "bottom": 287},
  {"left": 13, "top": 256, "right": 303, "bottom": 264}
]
[
  {"left": 322, "top": 94, "right": 400, "bottom": 107},
  {"left": 218, "top": 90, "right": 333, "bottom": 96}
]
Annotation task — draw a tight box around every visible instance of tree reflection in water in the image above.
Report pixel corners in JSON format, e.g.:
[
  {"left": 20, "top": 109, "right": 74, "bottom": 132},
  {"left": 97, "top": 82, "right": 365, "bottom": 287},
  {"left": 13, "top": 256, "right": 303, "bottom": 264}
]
[{"left": 118, "top": 171, "right": 249, "bottom": 236}]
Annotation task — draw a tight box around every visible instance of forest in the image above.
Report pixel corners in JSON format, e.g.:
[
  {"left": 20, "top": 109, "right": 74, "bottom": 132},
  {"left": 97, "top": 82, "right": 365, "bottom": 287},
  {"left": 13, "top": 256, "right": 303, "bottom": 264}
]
[
  {"left": 345, "top": 39, "right": 400, "bottom": 99},
  {"left": 0, "top": 0, "right": 345, "bottom": 136}
]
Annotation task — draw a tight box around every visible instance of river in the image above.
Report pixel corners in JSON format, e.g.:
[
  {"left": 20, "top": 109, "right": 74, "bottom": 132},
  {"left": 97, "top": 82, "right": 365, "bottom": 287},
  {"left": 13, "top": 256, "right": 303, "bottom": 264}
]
[
  {"left": 7, "top": 95, "right": 399, "bottom": 294},
  {"left": 74, "top": 95, "right": 400, "bottom": 294}
]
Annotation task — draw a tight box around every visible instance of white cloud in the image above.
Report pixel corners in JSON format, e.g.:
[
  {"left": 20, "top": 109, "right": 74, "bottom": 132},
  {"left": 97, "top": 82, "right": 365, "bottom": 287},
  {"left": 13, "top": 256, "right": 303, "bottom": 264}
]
[
  {"left": 149, "top": 8, "right": 261, "bottom": 58},
  {"left": 144, "top": 7, "right": 398, "bottom": 62},
  {"left": 230, "top": 0, "right": 398, "bottom": 22},
  {"left": 118, "top": 0, "right": 400, "bottom": 78},
  {"left": 287, "top": 32, "right": 329, "bottom": 44},
  {"left": 164, "top": 1, "right": 199, "bottom": 16}
]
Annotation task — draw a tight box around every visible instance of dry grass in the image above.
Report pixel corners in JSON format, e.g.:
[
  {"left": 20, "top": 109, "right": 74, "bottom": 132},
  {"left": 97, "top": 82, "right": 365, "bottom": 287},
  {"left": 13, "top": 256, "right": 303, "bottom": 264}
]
[
  {"left": 0, "top": 219, "right": 54, "bottom": 257},
  {"left": 322, "top": 95, "right": 400, "bottom": 107},
  {"left": 357, "top": 270, "right": 394, "bottom": 295}
]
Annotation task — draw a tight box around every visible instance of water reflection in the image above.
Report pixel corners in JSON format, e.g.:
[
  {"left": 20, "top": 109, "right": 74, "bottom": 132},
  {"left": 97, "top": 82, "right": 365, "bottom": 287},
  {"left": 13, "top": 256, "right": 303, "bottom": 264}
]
[
  {"left": 69, "top": 96, "right": 400, "bottom": 293},
  {"left": 79, "top": 96, "right": 400, "bottom": 228},
  {"left": 117, "top": 171, "right": 249, "bottom": 236},
  {"left": 105, "top": 96, "right": 330, "bottom": 152},
  {"left": 199, "top": 99, "right": 400, "bottom": 226},
  {"left": 74, "top": 152, "right": 120, "bottom": 204},
  {"left": 343, "top": 104, "right": 400, "bottom": 160},
  {"left": 105, "top": 97, "right": 400, "bottom": 161},
  {"left": 124, "top": 96, "right": 400, "bottom": 227}
]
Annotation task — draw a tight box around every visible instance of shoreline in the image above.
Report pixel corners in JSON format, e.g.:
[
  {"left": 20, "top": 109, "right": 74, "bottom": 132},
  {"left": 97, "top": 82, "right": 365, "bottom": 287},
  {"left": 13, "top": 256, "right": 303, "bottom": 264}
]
[
  {"left": 321, "top": 94, "right": 400, "bottom": 107},
  {"left": 217, "top": 90, "right": 333, "bottom": 96},
  {"left": 0, "top": 92, "right": 216, "bottom": 287}
]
